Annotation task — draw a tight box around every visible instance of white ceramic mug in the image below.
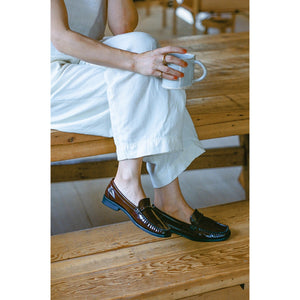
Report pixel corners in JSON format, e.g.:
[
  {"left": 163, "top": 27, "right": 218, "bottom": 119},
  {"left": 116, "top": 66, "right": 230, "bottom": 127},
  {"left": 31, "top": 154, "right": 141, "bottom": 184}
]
[{"left": 162, "top": 53, "right": 207, "bottom": 89}]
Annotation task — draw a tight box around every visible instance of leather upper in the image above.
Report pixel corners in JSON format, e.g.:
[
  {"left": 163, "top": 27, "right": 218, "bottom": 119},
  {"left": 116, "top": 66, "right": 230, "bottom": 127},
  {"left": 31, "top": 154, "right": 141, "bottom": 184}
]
[
  {"left": 105, "top": 179, "right": 170, "bottom": 236},
  {"left": 152, "top": 206, "right": 230, "bottom": 241}
]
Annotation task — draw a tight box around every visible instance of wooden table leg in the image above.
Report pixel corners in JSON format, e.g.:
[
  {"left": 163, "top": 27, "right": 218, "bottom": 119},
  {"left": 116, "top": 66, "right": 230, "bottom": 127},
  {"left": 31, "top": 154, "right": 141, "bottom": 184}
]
[
  {"left": 146, "top": 0, "right": 151, "bottom": 16},
  {"left": 161, "top": 0, "right": 167, "bottom": 28},
  {"left": 192, "top": 0, "right": 199, "bottom": 35},
  {"left": 239, "top": 134, "right": 249, "bottom": 201},
  {"left": 172, "top": 1, "right": 178, "bottom": 35}
]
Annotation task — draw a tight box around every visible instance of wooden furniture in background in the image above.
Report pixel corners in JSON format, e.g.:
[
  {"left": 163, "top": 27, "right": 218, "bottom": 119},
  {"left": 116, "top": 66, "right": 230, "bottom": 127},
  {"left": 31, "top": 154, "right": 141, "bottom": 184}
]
[
  {"left": 172, "top": 0, "right": 249, "bottom": 34},
  {"left": 202, "top": 15, "right": 235, "bottom": 34}
]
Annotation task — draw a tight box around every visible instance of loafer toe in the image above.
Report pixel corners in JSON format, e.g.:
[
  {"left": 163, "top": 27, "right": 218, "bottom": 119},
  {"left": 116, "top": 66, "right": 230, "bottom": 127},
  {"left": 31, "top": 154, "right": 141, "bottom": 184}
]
[{"left": 153, "top": 206, "right": 230, "bottom": 242}]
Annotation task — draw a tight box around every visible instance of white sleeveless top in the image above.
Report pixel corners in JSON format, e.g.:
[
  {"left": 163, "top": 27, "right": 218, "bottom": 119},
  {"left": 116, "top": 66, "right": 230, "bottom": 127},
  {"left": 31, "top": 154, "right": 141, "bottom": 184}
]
[{"left": 51, "top": 0, "right": 107, "bottom": 62}]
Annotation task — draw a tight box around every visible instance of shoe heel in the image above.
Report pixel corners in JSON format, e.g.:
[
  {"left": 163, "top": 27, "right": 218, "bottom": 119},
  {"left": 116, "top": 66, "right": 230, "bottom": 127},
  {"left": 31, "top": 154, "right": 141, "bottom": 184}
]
[{"left": 102, "top": 195, "right": 120, "bottom": 211}]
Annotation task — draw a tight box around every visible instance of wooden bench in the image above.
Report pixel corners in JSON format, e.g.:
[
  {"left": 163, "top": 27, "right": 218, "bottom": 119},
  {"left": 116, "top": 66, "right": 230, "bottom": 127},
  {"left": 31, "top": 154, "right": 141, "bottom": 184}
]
[
  {"left": 51, "top": 200, "right": 249, "bottom": 299},
  {"left": 51, "top": 32, "right": 249, "bottom": 298}
]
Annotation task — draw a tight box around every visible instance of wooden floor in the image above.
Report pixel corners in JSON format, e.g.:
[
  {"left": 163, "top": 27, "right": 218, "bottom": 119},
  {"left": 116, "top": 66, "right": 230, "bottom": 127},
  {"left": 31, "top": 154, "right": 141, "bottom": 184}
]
[{"left": 51, "top": 200, "right": 249, "bottom": 299}]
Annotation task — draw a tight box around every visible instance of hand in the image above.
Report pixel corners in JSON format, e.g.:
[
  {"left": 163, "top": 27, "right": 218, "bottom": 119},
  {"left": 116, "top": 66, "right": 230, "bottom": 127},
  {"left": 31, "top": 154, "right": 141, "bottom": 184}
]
[{"left": 133, "top": 46, "right": 188, "bottom": 80}]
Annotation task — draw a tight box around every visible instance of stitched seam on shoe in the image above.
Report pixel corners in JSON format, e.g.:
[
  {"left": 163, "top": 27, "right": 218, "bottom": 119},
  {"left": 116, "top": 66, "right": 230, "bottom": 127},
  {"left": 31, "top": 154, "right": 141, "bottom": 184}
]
[
  {"left": 135, "top": 207, "right": 164, "bottom": 232},
  {"left": 153, "top": 206, "right": 227, "bottom": 234}
]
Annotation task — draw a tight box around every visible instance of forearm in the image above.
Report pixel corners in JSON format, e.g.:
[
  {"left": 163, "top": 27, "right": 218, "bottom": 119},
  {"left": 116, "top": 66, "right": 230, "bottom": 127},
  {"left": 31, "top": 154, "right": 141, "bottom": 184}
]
[
  {"left": 52, "top": 28, "right": 187, "bottom": 79},
  {"left": 107, "top": 0, "right": 138, "bottom": 35},
  {"left": 52, "top": 29, "right": 136, "bottom": 71},
  {"left": 51, "top": 0, "right": 138, "bottom": 70},
  {"left": 51, "top": 0, "right": 186, "bottom": 78}
]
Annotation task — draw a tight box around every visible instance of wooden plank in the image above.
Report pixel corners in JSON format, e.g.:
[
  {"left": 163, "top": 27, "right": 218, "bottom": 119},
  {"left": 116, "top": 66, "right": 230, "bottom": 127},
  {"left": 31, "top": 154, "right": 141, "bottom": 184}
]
[
  {"left": 179, "top": 0, "right": 249, "bottom": 13},
  {"left": 51, "top": 201, "right": 248, "bottom": 299},
  {"left": 51, "top": 138, "right": 116, "bottom": 162},
  {"left": 52, "top": 224, "right": 248, "bottom": 281},
  {"left": 51, "top": 130, "right": 110, "bottom": 146},
  {"left": 51, "top": 237, "right": 248, "bottom": 299},
  {"left": 187, "top": 146, "right": 245, "bottom": 169},
  {"left": 187, "top": 94, "right": 248, "bottom": 113},
  {"left": 52, "top": 200, "right": 248, "bottom": 261},
  {"left": 160, "top": 32, "right": 249, "bottom": 51},
  {"left": 195, "top": 119, "right": 248, "bottom": 140},
  {"left": 181, "top": 283, "right": 249, "bottom": 299},
  {"left": 51, "top": 97, "right": 249, "bottom": 161},
  {"left": 51, "top": 146, "right": 245, "bottom": 182},
  {"left": 199, "top": 0, "right": 249, "bottom": 12}
]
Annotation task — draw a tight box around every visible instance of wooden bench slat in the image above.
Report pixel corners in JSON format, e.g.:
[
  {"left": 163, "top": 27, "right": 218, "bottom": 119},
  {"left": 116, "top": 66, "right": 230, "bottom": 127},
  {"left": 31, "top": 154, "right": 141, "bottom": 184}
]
[
  {"left": 51, "top": 200, "right": 248, "bottom": 262},
  {"left": 51, "top": 146, "right": 245, "bottom": 182},
  {"left": 51, "top": 94, "right": 249, "bottom": 161},
  {"left": 51, "top": 200, "right": 248, "bottom": 299},
  {"left": 51, "top": 241, "right": 248, "bottom": 299},
  {"left": 51, "top": 130, "right": 109, "bottom": 146},
  {"left": 52, "top": 223, "right": 248, "bottom": 282},
  {"left": 183, "top": 283, "right": 249, "bottom": 300},
  {"left": 160, "top": 32, "right": 249, "bottom": 50},
  {"left": 51, "top": 138, "right": 116, "bottom": 162},
  {"left": 195, "top": 119, "right": 248, "bottom": 140}
]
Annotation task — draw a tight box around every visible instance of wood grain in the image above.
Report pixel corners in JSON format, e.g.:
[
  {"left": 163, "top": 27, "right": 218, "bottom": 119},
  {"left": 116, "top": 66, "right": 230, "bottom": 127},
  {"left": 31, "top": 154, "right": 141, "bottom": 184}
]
[
  {"left": 51, "top": 200, "right": 248, "bottom": 262},
  {"left": 182, "top": 283, "right": 249, "bottom": 299},
  {"left": 51, "top": 200, "right": 249, "bottom": 299},
  {"left": 51, "top": 146, "right": 245, "bottom": 182}
]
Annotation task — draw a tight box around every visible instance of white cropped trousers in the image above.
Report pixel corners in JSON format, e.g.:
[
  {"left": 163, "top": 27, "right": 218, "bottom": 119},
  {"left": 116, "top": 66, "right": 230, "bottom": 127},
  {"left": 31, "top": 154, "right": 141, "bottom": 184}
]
[{"left": 51, "top": 32, "right": 205, "bottom": 188}]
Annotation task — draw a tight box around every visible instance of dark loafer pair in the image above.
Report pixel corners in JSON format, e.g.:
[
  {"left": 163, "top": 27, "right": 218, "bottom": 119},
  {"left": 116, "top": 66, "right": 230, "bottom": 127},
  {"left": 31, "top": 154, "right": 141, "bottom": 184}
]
[
  {"left": 102, "top": 179, "right": 171, "bottom": 238},
  {"left": 152, "top": 205, "right": 231, "bottom": 242}
]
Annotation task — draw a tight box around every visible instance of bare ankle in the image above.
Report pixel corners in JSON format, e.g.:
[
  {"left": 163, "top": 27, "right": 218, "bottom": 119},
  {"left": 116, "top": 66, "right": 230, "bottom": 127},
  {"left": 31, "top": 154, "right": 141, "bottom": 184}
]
[
  {"left": 114, "top": 158, "right": 146, "bottom": 206},
  {"left": 154, "top": 194, "right": 194, "bottom": 224},
  {"left": 113, "top": 177, "right": 146, "bottom": 206}
]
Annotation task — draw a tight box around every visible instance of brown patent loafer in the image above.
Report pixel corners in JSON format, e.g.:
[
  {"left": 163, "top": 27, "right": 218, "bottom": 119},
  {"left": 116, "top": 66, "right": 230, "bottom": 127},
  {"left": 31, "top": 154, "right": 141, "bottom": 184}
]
[
  {"left": 152, "top": 206, "right": 230, "bottom": 242},
  {"left": 102, "top": 179, "right": 171, "bottom": 238}
]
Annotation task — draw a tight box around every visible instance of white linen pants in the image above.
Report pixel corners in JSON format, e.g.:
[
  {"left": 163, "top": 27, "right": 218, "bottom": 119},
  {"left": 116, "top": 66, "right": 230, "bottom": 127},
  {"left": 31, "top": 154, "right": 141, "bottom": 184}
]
[{"left": 51, "top": 32, "right": 205, "bottom": 188}]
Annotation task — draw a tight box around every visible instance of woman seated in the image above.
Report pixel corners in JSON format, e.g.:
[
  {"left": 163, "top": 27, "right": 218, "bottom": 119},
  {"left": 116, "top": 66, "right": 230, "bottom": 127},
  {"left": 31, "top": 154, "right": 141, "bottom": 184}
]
[{"left": 51, "top": 0, "right": 230, "bottom": 241}]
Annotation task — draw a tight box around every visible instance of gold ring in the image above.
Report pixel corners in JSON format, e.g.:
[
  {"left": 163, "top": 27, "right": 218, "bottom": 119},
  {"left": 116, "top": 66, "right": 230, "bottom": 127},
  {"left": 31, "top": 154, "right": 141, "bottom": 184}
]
[
  {"left": 162, "top": 54, "right": 168, "bottom": 65},
  {"left": 159, "top": 71, "right": 163, "bottom": 79}
]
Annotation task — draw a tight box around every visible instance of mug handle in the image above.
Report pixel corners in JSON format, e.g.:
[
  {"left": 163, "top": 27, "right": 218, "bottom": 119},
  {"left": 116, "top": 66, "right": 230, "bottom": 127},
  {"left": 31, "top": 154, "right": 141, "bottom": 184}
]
[{"left": 192, "top": 60, "right": 207, "bottom": 83}]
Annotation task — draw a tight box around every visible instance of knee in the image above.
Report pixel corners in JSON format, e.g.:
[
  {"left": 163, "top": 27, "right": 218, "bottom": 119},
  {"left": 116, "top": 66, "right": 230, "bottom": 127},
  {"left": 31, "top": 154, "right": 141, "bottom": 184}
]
[
  {"left": 103, "top": 32, "right": 159, "bottom": 53},
  {"left": 125, "top": 32, "right": 158, "bottom": 53}
]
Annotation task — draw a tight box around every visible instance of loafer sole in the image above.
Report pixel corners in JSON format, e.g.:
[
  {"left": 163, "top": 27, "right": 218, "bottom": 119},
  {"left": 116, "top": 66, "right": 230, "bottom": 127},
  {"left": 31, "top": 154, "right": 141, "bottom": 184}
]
[
  {"left": 170, "top": 227, "right": 231, "bottom": 242},
  {"left": 102, "top": 195, "right": 171, "bottom": 238}
]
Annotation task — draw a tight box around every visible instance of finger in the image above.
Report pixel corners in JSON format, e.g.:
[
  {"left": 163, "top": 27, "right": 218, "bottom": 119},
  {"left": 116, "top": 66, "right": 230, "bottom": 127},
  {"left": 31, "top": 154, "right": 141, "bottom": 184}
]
[
  {"left": 155, "top": 70, "right": 163, "bottom": 79},
  {"left": 157, "top": 46, "right": 187, "bottom": 55},
  {"left": 155, "top": 69, "right": 179, "bottom": 81},
  {"left": 160, "top": 65, "right": 184, "bottom": 79},
  {"left": 164, "top": 54, "right": 188, "bottom": 68},
  {"left": 162, "top": 73, "right": 179, "bottom": 81}
]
